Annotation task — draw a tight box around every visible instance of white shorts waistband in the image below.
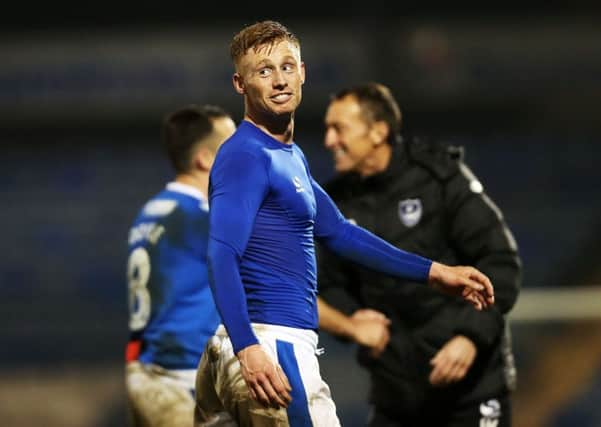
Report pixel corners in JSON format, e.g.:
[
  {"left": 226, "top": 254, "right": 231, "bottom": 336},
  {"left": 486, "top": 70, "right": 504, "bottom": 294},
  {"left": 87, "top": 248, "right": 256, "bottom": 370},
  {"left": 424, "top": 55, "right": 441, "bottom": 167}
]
[{"left": 215, "top": 323, "right": 318, "bottom": 350}]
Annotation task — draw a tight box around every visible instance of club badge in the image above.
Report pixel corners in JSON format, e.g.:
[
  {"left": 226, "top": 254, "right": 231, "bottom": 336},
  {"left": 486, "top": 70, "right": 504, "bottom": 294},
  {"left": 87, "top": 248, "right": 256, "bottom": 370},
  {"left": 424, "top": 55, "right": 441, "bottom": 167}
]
[{"left": 398, "top": 198, "right": 422, "bottom": 227}]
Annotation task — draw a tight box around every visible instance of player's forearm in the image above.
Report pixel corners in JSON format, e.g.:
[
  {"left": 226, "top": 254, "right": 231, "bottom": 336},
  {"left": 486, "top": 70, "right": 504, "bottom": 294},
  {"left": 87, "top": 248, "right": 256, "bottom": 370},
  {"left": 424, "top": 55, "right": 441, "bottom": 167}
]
[
  {"left": 208, "top": 238, "right": 259, "bottom": 353},
  {"left": 324, "top": 221, "right": 432, "bottom": 283},
  {"left": 313, "top": 181, "right": 430, "bottom": 283}
]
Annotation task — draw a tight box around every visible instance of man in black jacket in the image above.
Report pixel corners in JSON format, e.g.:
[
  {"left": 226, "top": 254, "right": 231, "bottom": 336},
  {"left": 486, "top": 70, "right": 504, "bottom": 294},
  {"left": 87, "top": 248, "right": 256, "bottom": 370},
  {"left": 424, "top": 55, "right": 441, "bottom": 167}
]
[{"left": 317, "top": 82, "right": 521, "bottom": 427}]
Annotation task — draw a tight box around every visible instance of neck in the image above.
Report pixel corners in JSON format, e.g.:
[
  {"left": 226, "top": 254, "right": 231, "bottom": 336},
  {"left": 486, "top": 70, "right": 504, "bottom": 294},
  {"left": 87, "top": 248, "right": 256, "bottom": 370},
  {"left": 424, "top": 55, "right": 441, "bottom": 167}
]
[
  {"left": 174, "top": 172, "right": 209, "bottom": 198},
  {"left": 359, "top": 144, "right": 393, "bottom": 178},
  {"left": 244, "top": 111, "right": 294, "bottom": 144}
]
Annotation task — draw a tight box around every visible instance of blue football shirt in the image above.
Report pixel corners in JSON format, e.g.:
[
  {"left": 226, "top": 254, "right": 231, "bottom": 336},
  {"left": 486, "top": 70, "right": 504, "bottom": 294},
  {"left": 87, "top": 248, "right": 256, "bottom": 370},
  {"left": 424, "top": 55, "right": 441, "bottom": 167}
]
[
  {"left": 208, "top": 121, "right": 432, "bottom": 353},
  {"left": 127, "top": 182, "right": 221, "bottom": 369}
]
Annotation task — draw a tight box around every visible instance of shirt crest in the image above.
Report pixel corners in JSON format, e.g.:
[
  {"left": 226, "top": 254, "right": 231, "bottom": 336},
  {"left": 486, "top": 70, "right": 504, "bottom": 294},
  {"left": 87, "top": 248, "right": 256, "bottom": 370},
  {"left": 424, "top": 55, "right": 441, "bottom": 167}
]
[{"left": 398, "top": 198, "right": 422, "bottom": 227}]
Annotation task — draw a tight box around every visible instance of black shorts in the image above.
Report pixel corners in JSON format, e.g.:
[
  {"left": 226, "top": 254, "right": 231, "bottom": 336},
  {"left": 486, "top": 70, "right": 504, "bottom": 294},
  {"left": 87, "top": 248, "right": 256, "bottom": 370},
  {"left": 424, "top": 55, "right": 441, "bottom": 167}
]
[{"left": 367, "top": 393, "right": 512, "bottom": 427}]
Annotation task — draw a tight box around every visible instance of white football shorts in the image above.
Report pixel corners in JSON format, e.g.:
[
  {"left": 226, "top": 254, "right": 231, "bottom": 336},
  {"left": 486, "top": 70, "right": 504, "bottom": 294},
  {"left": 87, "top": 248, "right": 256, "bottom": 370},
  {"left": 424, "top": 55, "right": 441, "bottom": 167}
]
[{"left": 195, "top": 323, "right": 341, "bottom": 427}]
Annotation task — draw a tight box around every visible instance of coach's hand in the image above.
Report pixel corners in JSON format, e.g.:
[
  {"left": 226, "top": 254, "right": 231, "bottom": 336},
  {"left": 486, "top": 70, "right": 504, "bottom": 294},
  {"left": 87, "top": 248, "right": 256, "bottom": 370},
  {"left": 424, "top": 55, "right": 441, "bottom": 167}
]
[
  {"left": 428, "top": 262, "right": 494, "bottom": 310},
  {"left": 351, "top": 309, "right": 391, "bottom": 358},
  {"left": 237, "top": 344, "right": 292, "bottom": 409},
  {"left": 429, "top": 335, "right": 477, "bottom": 386}
]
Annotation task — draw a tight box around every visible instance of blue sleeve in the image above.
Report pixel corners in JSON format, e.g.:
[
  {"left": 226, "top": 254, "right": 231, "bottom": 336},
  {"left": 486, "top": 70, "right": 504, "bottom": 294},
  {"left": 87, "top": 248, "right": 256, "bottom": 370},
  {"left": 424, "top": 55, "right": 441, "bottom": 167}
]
[
  {"left": 312, "top": 177, "right": 432, "bottom": 283},
  {"left": 208, "top": 149, "right": 268, "bottom": 354}
]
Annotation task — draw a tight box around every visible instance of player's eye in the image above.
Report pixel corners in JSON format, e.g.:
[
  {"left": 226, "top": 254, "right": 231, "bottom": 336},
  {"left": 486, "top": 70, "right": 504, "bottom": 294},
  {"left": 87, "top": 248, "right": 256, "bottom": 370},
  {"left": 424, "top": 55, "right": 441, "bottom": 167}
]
[{"left": 258, "top": 67, "right": 272, "bottom": 77}]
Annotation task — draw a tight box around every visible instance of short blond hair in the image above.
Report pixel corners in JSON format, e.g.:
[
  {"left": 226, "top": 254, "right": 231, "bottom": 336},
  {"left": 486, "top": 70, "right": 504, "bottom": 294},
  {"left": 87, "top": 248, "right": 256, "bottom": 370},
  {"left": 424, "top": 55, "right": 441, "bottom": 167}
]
[{"left": 230, "top": 20, "right": 299, "bottom": 66}]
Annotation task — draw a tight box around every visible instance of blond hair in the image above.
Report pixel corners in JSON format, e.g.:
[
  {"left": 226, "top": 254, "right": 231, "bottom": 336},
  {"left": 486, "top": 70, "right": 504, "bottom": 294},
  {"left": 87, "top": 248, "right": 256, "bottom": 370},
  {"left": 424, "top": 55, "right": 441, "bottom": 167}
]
[{"left": 230, "top": 20, "right": 299, "bottom": 66}]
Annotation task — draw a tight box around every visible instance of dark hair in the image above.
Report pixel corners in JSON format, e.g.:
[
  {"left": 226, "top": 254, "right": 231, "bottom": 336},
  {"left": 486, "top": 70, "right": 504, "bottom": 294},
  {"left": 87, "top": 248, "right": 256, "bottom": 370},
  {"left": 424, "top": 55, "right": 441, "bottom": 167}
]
[
  {"left": 230, "top": 20, "right": 299, "bottom": 65},
  {"left": 162, "top": 104, "right": 230, "bottom": 173},
  {"left": 332, "top": 82, "right": 402, "bottom": 145}
]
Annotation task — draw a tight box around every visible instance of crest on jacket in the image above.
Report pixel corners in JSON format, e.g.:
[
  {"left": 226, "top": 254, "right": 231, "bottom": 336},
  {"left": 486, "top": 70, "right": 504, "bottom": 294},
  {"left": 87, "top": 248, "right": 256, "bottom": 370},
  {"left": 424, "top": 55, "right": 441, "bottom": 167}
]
[{"left": 398, "top": 198, "right": 422, "bottom": 227}]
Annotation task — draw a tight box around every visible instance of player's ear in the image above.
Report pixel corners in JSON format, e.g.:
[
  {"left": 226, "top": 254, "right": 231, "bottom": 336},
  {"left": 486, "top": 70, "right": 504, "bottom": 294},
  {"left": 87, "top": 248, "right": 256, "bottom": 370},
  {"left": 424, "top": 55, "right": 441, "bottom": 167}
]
[
  {"left": 232, "top": 73, "right": 245, "bottom": 94},
  {"left": 194, "top": 147, "right": 214, "bottom": 172},
  {"left": 369, "top": 121, "right": 389, "bottom": 146}
]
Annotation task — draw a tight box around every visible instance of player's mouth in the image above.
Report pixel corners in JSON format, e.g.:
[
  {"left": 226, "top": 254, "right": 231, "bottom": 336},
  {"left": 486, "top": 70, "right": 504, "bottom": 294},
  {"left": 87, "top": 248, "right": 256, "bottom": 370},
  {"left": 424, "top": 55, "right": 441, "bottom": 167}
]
[{"left": 270, "top": 92, "right": 293, "bottom": 104}]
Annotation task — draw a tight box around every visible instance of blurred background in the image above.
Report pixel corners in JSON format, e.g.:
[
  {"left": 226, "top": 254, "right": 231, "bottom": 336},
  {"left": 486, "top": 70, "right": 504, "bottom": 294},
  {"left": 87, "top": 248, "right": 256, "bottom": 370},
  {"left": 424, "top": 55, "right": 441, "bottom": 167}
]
[{"left": 2, "top": 3, "right": 601, "bottom": 426}]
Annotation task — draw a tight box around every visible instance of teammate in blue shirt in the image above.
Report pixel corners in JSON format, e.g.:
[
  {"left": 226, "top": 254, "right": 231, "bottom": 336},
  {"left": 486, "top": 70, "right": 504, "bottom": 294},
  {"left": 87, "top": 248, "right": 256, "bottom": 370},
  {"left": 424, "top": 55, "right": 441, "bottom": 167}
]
[
  {"left": 125, "top": 104, "right": 236, "bottom": 427},
  {"left": 194, "top": 21, "right": 494, "bottom": 427}
]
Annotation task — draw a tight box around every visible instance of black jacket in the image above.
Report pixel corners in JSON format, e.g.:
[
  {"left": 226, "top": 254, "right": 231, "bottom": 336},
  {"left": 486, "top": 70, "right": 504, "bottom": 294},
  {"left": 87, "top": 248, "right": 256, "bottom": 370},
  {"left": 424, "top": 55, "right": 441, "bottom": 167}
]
[{"left": 317, "top": 138, "right": 522, "bottom": 415}]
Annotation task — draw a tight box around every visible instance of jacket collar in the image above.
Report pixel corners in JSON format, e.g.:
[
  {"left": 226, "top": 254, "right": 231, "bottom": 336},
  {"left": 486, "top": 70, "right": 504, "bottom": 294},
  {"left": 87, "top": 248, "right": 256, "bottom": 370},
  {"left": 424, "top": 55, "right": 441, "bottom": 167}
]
[{"left": 350, "top": 140, "right": 407, "bottom": 188}]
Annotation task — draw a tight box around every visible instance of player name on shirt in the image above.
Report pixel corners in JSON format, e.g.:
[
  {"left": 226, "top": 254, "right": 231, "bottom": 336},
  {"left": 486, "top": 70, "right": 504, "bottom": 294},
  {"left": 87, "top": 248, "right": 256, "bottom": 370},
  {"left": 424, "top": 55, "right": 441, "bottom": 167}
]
[{"left": 128, "top": 222, "right": 166, "bottom": 246}]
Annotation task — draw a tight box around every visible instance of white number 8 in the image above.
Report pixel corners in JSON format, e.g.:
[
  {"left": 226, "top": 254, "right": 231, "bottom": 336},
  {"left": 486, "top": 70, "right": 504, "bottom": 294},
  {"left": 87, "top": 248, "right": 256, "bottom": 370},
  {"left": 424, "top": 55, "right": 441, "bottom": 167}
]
[{"left": 127, "top": 247, "right": 151, "bottom": 331}]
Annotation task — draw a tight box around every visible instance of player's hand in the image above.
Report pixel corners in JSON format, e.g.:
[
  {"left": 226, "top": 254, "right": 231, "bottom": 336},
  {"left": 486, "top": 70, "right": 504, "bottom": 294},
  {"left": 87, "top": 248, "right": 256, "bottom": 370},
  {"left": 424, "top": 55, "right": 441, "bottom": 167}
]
[
  {"left": 428, "top": 262, "right": 494, "bottom": 309},
  {"left": 237, "top": 344, "right": 292, "bottom": 409},
  {"left": 429, "top": 335, "right": 477, "bottom": 386},
  {"left": 350, "top": 309, "right": 391, "bottom": 358}
]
